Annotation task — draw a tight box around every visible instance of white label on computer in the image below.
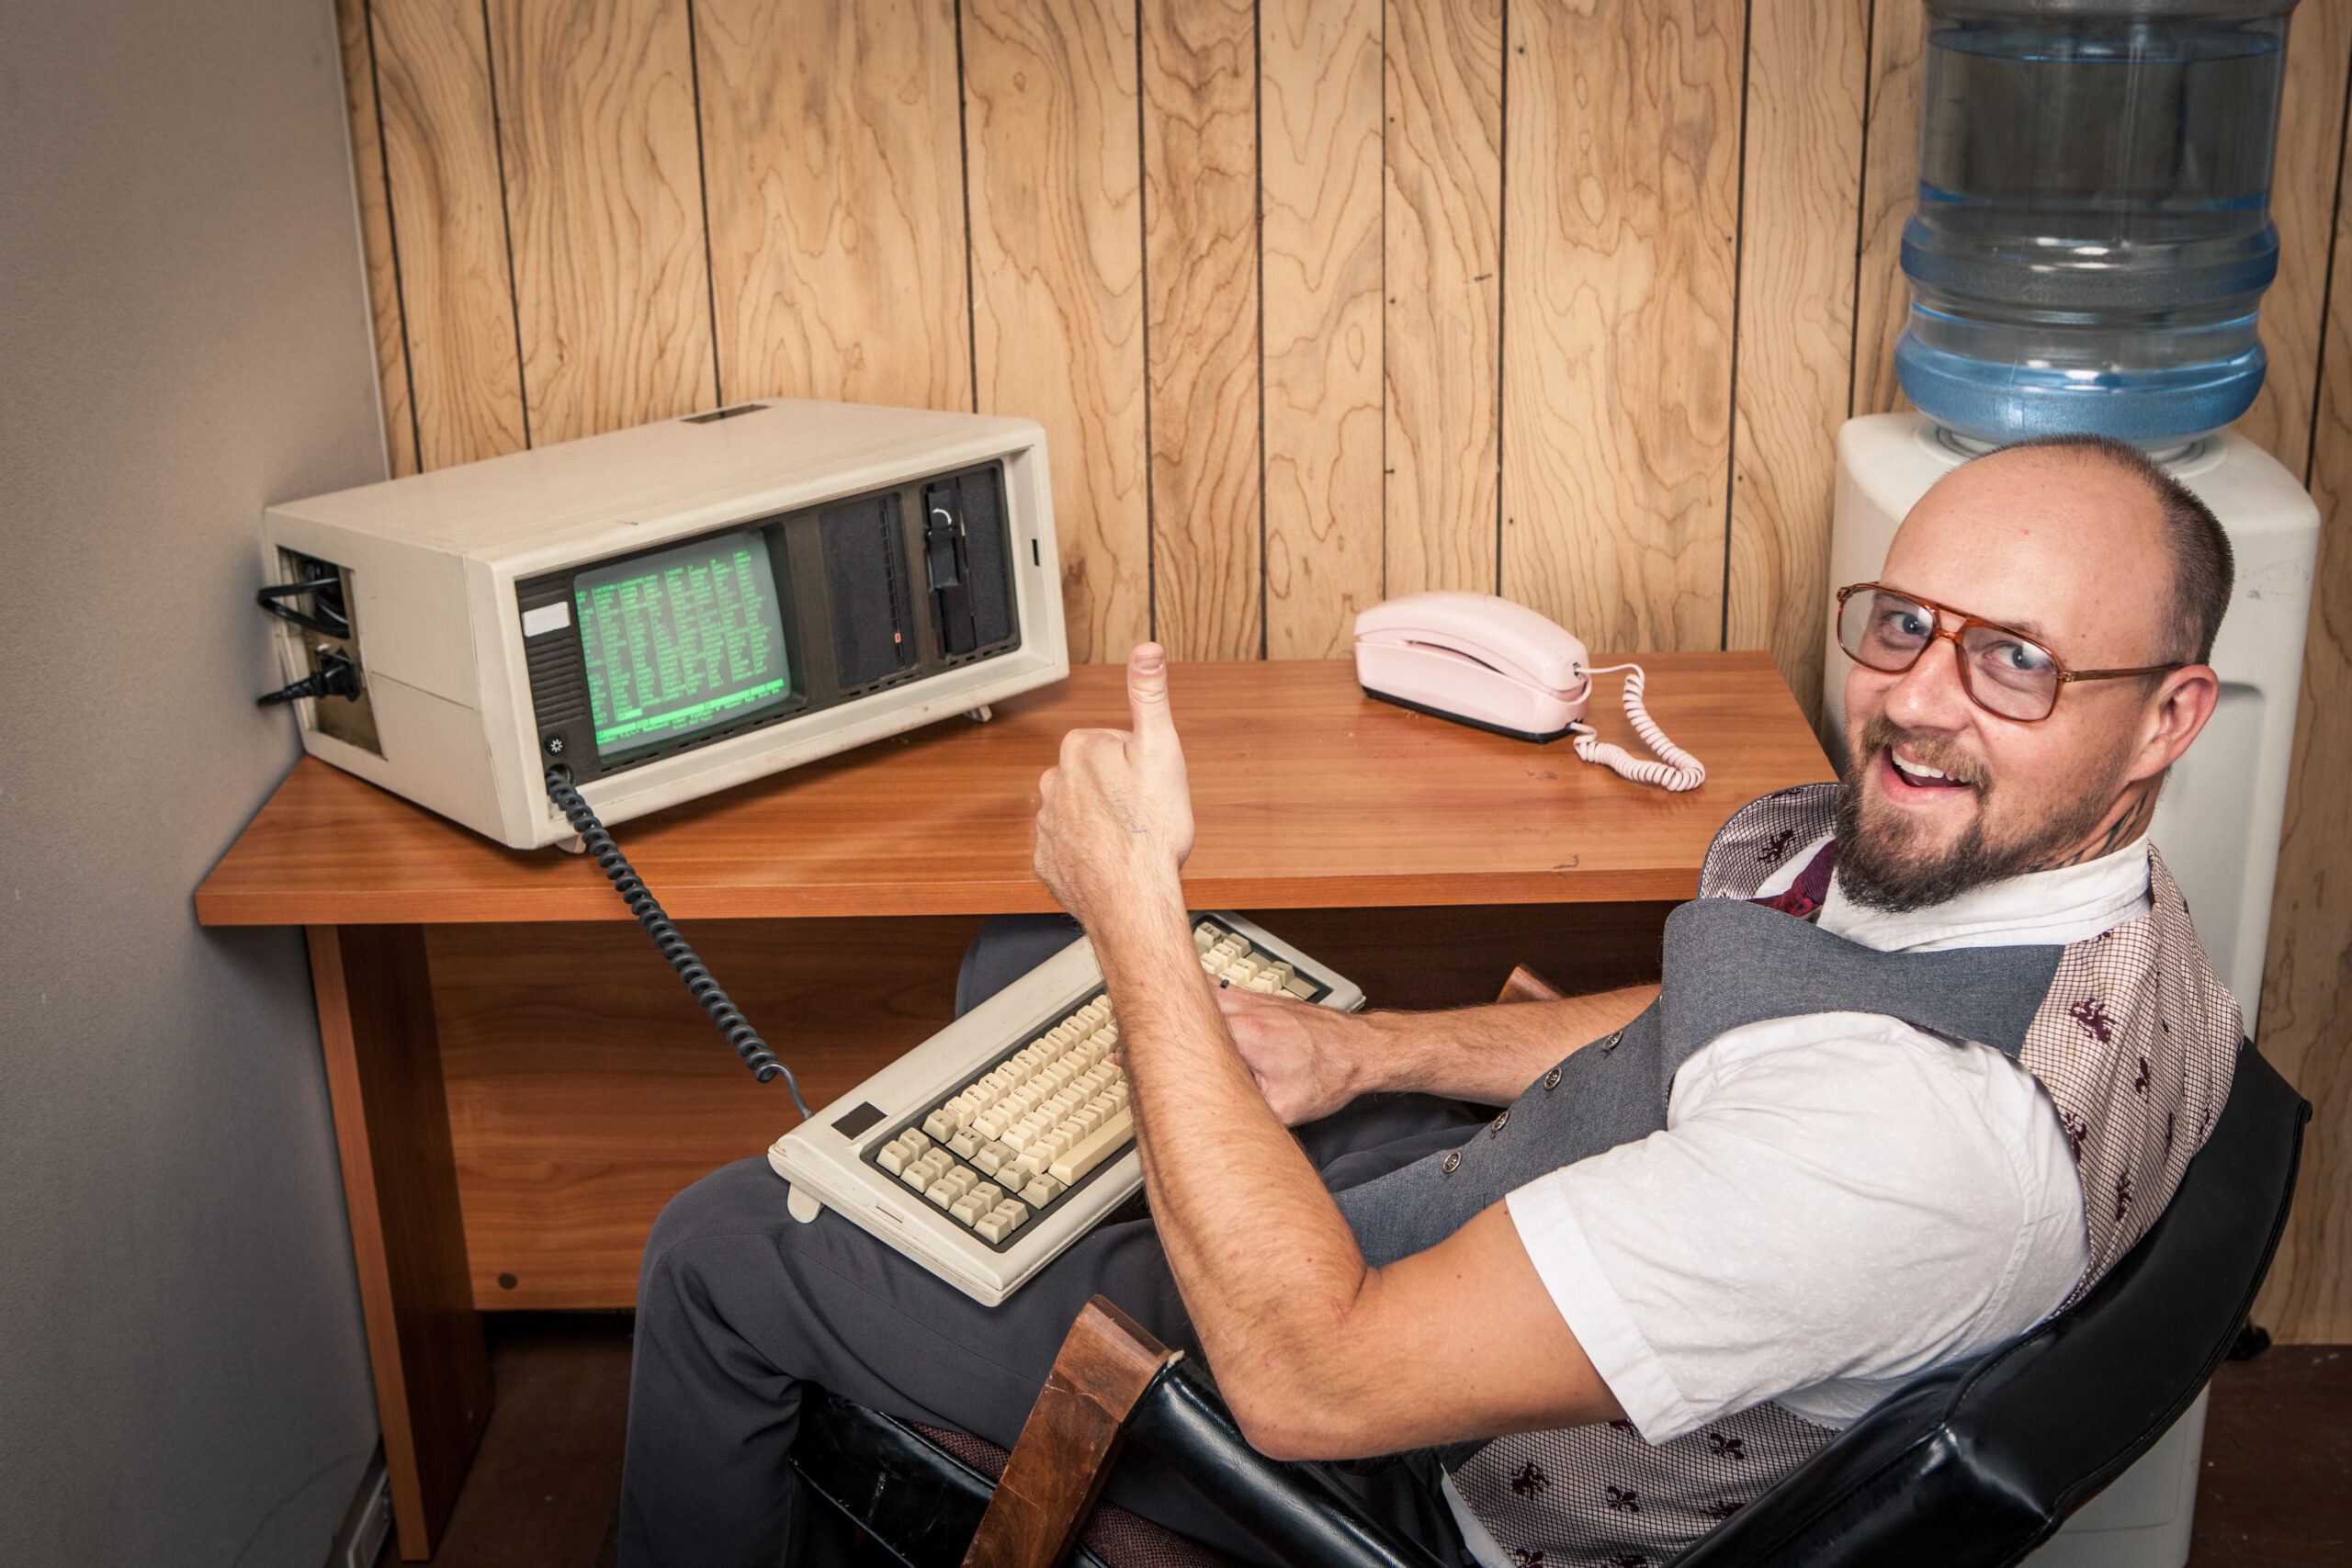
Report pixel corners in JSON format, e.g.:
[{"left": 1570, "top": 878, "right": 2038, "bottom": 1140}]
[{"left": 521, "top": 602, "right": 571, "bottom": 637}]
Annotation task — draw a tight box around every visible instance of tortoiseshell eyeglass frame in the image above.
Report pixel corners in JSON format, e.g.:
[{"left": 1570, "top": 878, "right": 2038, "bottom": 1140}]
[{"left": 1834, "top": 582, "right": 2187, "bottom": 724}]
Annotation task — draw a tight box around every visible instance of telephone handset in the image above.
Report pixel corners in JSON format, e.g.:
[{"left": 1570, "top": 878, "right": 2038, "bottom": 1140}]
[{"left": 1351, "top": 592, "right": 1705, "bottom": 792}]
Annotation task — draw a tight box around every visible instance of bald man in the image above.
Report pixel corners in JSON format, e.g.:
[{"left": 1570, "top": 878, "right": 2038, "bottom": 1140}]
[{"left": 619, "top": 435, "right": 2245, "bottom": 1568}]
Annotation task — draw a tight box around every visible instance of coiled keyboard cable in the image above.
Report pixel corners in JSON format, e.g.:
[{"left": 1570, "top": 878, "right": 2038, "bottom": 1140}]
[{"left": 546, "top": 767, "right": 813, "bottom": 1118}]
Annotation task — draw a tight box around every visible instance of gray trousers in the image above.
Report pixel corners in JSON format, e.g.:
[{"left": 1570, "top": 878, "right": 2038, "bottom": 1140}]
[{"left": 618, "top": 916, "right": 1487, "bottom": 1567}]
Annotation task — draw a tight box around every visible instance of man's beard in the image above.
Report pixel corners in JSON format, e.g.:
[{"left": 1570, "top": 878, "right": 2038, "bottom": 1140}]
[{"left": 1834, "top": 715, "right": 2121, "bottom": 914}]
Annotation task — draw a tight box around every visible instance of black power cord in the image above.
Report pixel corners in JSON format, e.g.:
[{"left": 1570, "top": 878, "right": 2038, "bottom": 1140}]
[
  {"left": 257, "top": 650, "right": 363, "bottom": 706},
  {"left": 545, "top": 767, "right": 813, "bottom": 1117}
]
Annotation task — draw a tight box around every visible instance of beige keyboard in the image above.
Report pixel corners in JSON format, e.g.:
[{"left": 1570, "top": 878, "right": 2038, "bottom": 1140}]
[
  {"left": 867, "top": 918, "right": 1330, "bottom": 1248},
  {"left": 769, "top": 912, "right": 1364, "bottom": 1304}
]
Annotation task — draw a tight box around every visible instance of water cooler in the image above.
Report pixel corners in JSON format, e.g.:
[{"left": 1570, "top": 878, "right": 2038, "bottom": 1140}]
[{"left": 1825, "top": 5, "right": 2320, "bottom": 1562}]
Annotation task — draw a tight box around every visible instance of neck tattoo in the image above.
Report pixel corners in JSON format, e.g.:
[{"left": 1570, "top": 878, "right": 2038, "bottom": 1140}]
[{"left": 2031, "top": 788, "right": 2155, "bottom": 873}]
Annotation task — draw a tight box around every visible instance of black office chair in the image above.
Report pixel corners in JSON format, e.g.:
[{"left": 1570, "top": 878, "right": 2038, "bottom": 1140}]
[{"left": 792, "top": 1043, "right": 2306, "bottom": 1568}]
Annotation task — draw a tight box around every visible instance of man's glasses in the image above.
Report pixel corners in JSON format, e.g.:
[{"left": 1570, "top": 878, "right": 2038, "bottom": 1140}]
[{"left": 1834, "top": 583, "right": 2184, "bottom": 724}]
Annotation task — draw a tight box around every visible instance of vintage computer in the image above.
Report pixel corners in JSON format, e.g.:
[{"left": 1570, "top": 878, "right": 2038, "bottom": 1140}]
[{"left": 256, "top": 397, "right": 1069, "bottom": 851}]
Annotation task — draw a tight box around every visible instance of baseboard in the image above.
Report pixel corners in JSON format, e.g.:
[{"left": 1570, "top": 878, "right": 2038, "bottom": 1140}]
[{"left": 324, "top": 1444, "right": 392, "bottom": 1568}]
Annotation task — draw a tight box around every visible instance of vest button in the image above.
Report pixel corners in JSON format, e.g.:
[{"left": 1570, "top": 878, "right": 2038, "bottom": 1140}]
[
  {"left": 1489, "top": 1109, "right": 1510, "bottom": 1134},
  {"left": 1600, "top": 1029, "right": 1623, "bottom": 1052},
  {"left": 1543, "top": 1066, "right": 1563, "bottom": 1089},
  {"left": 1442, "top": 1150, "right": 1461, "bottom": 1174}
]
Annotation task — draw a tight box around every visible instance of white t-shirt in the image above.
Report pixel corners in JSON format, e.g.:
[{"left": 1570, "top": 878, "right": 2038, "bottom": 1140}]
[{"left": 1502, "top": 836, "right": 2151, "bottom": 1444}]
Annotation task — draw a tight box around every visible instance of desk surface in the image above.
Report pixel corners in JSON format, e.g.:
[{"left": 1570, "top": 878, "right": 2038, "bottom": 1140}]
[{"left": 197, "top": 654, "right": 1831, "bottom": 926}]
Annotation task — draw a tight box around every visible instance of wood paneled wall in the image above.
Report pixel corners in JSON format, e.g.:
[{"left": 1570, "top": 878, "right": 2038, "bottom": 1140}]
[{"left": 334, "top": 0, "right": 2352, "bottom": 1341}]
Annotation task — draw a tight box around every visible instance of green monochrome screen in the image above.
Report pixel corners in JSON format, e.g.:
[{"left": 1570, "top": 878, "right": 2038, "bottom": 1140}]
[{"left": 574, "top": 531, "right": 791, "bottom": 757}]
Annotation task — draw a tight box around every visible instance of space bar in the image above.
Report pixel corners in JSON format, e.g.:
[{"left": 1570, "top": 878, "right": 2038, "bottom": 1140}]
[{"left": 1048, "top": 1107, "right": 1135, "bottom": 1187}]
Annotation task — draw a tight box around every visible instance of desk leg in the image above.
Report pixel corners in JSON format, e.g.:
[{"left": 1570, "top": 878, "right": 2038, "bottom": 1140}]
[{"left": 309, "top": 924, "right": 492, "bottom": 1559}]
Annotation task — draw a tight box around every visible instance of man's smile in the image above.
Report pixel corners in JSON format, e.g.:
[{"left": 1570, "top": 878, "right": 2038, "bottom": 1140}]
[{"left": 1876, "top": 740, "right": 1984, "bottom": 810}]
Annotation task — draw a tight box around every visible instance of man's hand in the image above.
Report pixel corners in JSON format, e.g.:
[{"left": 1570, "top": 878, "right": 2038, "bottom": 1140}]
[
  {"left": 1214, "top": 986, "right": 1384, "bottom": 1125},
  {"left": 1034, "top": 643, "right": 1196, "bottom": 932}
]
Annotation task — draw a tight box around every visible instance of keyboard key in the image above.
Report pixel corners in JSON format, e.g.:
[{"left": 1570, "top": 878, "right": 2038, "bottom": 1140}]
[
  {"left": 1047, "top": 1106, "right": 1135, "bottom": 1187},
  {"left": 947, "top": 1127, "right": 982, "bottom": 1159},
  {"left": 922, "top": 1109, "right": 956, "bottom": 1140},
  {"left": 951, "top": 1180, "right": 1003, "bottom": 1226},
  {"left": 876, "top": 1137, "right": 911, "bottom": 1175},
  {"left": 1020, "top": 1174, "right": 1065, "bottom": 1207}
]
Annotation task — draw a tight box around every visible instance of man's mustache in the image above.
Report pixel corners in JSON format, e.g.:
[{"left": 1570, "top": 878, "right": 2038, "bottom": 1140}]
[{"left": 1860, "top": 715, "right": 1990, "bottom": 793}]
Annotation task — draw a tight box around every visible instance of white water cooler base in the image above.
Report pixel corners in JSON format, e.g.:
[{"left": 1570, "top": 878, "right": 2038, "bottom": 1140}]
[{"left": 2021, "top": 1388, "right": 2209, "bottom": 1568}]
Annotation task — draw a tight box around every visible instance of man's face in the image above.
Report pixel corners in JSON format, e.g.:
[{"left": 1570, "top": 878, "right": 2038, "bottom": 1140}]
[{"left": 1838, "top": 449, "right": 2178, "bottom": 910}]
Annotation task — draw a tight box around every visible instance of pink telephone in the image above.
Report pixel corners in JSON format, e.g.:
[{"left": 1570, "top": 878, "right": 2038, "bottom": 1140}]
[{"left": 1352, "top": 592, "right": 1705, "bottom": 792}]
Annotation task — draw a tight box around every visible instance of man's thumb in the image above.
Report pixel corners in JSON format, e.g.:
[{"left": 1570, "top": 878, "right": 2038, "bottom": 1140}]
[{"left": 1126, "top": 642, "right": 1176, "bottom": 748}]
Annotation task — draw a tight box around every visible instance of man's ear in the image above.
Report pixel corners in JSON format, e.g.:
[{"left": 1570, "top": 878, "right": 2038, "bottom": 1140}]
[{"left": 2128, "top": 664, "right": 2222, "bottom": 784}]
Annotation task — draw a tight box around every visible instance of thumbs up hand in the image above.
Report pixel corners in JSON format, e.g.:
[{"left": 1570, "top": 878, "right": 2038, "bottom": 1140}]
[{"left": 1034, "top": 643, "right": 1196, "bottom": 931}]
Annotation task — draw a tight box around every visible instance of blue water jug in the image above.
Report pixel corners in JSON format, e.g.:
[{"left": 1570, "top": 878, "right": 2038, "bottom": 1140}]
[{"left": 1897, "top": 0, "right": 2295, "bottom": 446}]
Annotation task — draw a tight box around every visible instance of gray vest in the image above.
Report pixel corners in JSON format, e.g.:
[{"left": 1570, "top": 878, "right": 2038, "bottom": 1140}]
[{"left": 1334, "top": 896, "right": 2064, "bottom": 1269}]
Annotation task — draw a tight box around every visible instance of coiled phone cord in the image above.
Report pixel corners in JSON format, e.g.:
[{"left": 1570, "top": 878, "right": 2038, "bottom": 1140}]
[
  {"left": 1570, "top": 665, "right": 1707, "bottom": 793},
  {"left": 545, "top": 767, "right": 814, "bottom": 1118}
]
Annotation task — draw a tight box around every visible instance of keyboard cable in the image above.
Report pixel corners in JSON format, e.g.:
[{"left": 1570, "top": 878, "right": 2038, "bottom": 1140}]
[{"left": 545, "top": 766, "right": 814, "bottom": 1118}]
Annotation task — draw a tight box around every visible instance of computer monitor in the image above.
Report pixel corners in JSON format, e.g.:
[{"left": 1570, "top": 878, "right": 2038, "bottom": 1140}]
[{"left": 259, "top": 400, "right": 1068, "bottom": 849}]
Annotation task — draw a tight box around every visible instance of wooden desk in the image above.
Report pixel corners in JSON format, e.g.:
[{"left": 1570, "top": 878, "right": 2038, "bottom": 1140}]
[{"left": 198, "top": 655, "right": 1828, "bottom": 1556}]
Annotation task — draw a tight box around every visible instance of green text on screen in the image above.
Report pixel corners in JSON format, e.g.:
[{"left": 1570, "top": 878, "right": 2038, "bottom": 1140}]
[{"left": 574, "top": 531, "right": 791, "bottom": 757}]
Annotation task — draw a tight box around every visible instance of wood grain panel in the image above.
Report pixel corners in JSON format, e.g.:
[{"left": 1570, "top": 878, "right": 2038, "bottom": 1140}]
[
  {"left": 1141, "top": 0, "right": 1262, "bottom": 660},
  {"left": 2251, "top": 94, "right": 2352, "bottom": 1343},
  {"left": 1383, "top": 0, "right": 1504, "bottom": 597},
  {"left": 1849, "top": 0, "right": 1924, "bottom": 419},
  {"left": 370, "top": 0, "right": 530, "bottom": 468},
  {"left": 1261, "top": 0, "right": 1385, "bottom": 657},
  {"left": 335, "top": 0, "right": 419, "bottom": 478},
  {"left": 1498, "top": 0, "right": 1744, "bottom": 652},
  {"left": 430, "top": 916, "right": 980, "bottom": 1307},
  {"left": 490, "top": 0, "right": 716, "bottom": 444},
  {"left": 1724, "top": 0, "right": 1869, "bottom": 726},
  {"left": 309, "top": 925, "right": 490, "bottom": 1557},
  {"left": 965, "top": 0, "right": 1151, "bottom": 663},
  {"left": 428, "top": 901, "right": 1671, "bottom": 1307},
  {"left": 695, "top": 0, "right": 970, "bottom": 412},
  {"left": 1237, "top": 901, "right": 1674, "bottom": 1014},
  {"left": 2236, "top": 3, "right": 2352, "bottom": 479}
]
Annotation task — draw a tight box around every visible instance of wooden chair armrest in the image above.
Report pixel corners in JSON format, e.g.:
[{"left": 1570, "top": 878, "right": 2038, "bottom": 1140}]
[
  {"left": 960, "top": 1295, "right": 1180, "bottom": 1568},
  {"left": 1495, "top": 964, "right": 1566, "bottom": 1004}
]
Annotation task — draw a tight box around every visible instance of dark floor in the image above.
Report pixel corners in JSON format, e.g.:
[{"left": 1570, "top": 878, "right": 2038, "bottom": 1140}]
[
  {"left": 399, "top": 1316, "right": 2349, "bottom": 1567},
  {"left": 2189, "top": 1344, "right": 2351, "bottom": 1567},
  {"left": 404, "top": 1314, "right": 632, "bottom": 1568}
]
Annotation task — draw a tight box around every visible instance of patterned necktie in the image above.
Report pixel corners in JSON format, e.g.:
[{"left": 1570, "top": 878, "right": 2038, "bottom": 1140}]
[{"left": 1752, "top": 840, "right": 1835, "bottom": 920}]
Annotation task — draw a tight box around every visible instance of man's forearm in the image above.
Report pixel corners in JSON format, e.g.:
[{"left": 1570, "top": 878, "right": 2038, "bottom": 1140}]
[
  {"left": 1351, "top": 984, "right": 1661, "bottom": 1106},
  {"left": 1091, "top": 891, "right": 1387, "bottom": 1427}
]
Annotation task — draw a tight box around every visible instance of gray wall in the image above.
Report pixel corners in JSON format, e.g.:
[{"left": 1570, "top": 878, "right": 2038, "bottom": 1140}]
[{"left": 1, "top": 1, "right": 390, "bottom": 1561}]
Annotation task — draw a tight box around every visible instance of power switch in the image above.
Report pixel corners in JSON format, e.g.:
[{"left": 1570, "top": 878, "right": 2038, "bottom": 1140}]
[{"left": 923, "top": 483, "right": 978, "bottom": 654}]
